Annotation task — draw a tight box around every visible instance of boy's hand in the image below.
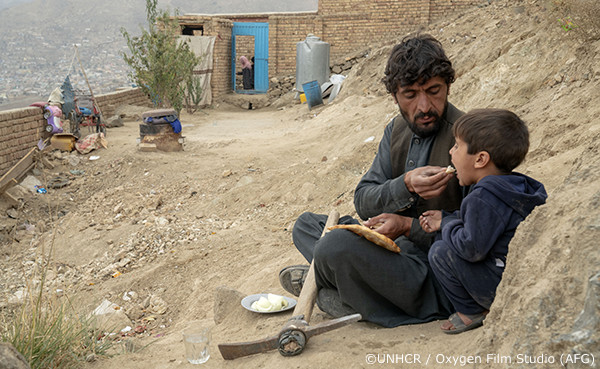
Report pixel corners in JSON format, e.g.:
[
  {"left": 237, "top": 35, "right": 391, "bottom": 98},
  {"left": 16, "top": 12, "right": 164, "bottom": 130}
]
[
  {"left": 363, "top": 213, "right": 412, "bottom": 239},
  {"left": 419, "top": 210, "right": 442, "bottom": 233},
  {"left": 404, "top": 166, "right": 454, "bottom": 199}
]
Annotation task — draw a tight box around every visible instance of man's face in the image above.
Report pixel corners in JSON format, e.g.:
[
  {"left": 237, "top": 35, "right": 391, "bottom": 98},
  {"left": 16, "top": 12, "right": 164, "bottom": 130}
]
[{"left": 393, "top": 76, "right": 449, "bottom": 138}]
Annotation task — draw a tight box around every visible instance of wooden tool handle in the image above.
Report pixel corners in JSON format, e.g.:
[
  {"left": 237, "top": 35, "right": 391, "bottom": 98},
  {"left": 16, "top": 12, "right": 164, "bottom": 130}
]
[{"left": 292, "top": 209, "right": 340, "bottom": 322}]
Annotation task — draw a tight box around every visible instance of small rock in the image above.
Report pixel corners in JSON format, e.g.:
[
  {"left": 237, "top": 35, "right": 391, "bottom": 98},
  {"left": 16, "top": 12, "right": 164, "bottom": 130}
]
[
  {"left": 68, "top": 155, "right": 80, "bottom": 167},
  {"left": 148, "top": 295, "right": 168, "bottom": 314},
  {"left": 7, "top": 208, "right": 18, "bottom": 219},
  {"left": 214, "top": 286, "right": 245, "bottom": 324},
  {"left": 0, "top": 342, "right": 31, "bottom": 369},
  {"left": 106, "top": 115, "right": 124, "bottom": 128}
]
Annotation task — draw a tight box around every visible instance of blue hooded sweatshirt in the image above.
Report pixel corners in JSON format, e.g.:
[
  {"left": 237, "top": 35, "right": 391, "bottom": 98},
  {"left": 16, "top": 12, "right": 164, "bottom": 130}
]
[{"left": 439, "top": 173, "right": 548, "bottom": 264}]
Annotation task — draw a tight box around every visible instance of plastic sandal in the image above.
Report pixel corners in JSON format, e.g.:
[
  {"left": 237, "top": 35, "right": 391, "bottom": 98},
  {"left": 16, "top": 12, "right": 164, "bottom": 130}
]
[{"left": 442, "top": 312, "right": 486, "bottom": 334}]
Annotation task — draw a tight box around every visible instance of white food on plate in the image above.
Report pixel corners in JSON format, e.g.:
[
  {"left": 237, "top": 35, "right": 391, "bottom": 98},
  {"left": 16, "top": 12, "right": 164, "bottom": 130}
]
[{"left": 250, "top": 293, "right": 289, "bottom": 312}]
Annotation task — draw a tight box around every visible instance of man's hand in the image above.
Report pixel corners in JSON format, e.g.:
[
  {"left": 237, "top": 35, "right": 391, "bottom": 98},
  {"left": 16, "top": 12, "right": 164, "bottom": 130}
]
[
  {"left": 404, "top": 166, "right": 453, "bottom": 199},
  {"left": 419, "top": 210, "right": 442, "bottom": 233},
  {"left": 363, "top": 213, "right": 412, "bottom": 240}
]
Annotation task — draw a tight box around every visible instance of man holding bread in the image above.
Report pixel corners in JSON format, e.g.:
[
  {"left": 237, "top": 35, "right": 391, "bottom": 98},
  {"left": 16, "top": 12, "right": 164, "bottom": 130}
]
[{"left": 280, "top": 34, "right": 466, "bottom": 327}]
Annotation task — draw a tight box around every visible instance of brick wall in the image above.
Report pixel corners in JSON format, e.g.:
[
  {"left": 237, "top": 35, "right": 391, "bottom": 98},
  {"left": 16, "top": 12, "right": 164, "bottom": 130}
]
[
  {"left": 0, "top": 88, "right": 151, "bottom": 177},
  {"left": 177, "top": 0, "right": 483, "bottom": 98},
  {"left": 0, "top": 107, "right": 46, "bottom": 176},
  {"left": 95, "top": 87, "right": 152, "bottom": 118},
  {"left": 269, "top": 14, "right": 324, "bottom": 76}
]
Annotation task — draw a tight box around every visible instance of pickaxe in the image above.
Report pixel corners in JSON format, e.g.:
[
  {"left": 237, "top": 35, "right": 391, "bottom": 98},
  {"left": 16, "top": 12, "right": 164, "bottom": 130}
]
[{"left": 218, "top": 210, "right": 362, "bottom": 360}]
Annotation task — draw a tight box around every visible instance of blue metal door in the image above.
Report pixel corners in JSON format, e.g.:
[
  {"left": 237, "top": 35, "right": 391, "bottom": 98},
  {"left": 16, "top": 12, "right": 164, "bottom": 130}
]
[{"left": 232, "top": 22, "right": 269, "bottom": 93}]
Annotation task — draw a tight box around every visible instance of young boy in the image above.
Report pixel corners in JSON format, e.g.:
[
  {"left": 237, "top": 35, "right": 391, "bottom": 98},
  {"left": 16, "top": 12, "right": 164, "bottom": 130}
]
[{"left": 419, "top": 108, "right": 547, "bottom": 334}]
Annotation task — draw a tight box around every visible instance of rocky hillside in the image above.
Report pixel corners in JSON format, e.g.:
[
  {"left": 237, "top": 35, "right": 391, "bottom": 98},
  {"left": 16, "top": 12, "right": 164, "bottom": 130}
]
[{"left": 0, "top": 0, "right": 598, "bottom": 368}]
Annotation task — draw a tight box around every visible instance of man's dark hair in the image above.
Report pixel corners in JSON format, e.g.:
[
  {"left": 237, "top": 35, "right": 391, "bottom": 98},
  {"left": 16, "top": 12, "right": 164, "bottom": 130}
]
[
  {"left": 453, "top": 109, "right": 530, "bottom": 174},
  {"left": 382, "top": 34, "right": 455, "bottom": 94}
]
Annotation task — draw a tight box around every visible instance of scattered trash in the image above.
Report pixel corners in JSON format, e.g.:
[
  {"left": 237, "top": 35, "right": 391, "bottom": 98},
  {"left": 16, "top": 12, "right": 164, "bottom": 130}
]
[
  {"left": 37, "top": 139, "right": 48, "bottom": 151},
  {"left": 302, "top": 80, "right": 324, "bottom": 110},
  {"left": 50, "top": 133, "right": 78, "bottom": 152},
  {"left": 121, "top": 326, "right": 132, "bottom": 333},
  {"left": 92, "top": 299, "right": 121, "bottom": 315},
  {"left": 325, "top": 74, "right": 346, "bottom": 103},
  {"left": 89, "top": 155, "right": 100, "bottom": 161},
  {"left": 21, "top": 175, "right": 43, "bottom": 194},
  {"left": 29, "top": 102, "right": 64, "bottom": 134},
  {"left": 364, "top": 136, "right": 375, "bottom": 143},
  {"left": 35, "top": 186, "right": 47, "bottom": 194},
  {"left": 70, "top": 169, "right": 85, "bottom": 175},
  {"left": 76, "top": 132, "right": 107, "bottom": 155},
  {"left": 48, "top": 175, "right": 70, "bottom": 189}
]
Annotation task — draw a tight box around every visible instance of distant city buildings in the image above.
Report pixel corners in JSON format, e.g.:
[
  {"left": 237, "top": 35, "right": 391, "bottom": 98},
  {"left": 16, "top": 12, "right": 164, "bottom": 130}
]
[{"left": 0, "top": 30, "right": 133, "bottom": 104}]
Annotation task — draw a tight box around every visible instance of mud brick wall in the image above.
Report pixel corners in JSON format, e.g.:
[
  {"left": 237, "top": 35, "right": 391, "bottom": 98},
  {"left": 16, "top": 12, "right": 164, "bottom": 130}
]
[
  {"left": 95, "top": 88, "right": 152, "bottom": 118},
  {"left": 0, "top": 107, "right": 47, "bottom": 176},
  {"left": 0, "top": 88, "right": 151, "bottom": 177}
]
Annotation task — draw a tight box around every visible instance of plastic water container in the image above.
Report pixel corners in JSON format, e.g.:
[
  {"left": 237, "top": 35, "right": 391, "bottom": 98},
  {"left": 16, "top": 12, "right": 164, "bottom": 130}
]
[
  {"left": 302, "top": 80, "right": 323, "bottom": 110},
  {"left": 296, "top": 34, "right": 330, "bottom": 92}
]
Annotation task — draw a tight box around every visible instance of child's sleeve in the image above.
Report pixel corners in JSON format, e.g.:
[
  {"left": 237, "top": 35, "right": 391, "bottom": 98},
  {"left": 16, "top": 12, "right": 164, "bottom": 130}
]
[{"left": 441, "top": 196, "right": 508, "bottom": 262}]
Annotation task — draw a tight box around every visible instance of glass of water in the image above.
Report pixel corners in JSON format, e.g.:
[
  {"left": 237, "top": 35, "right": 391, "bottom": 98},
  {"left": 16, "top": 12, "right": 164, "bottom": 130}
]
[{"left": 183, "top": 320, "right": 212, "bottom": 364}]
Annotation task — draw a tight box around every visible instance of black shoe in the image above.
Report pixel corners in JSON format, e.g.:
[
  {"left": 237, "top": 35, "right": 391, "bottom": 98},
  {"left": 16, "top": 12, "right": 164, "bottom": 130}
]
[
  {"left": 279, "top": 265, "right": 309, "bottom": 297},
  {"left": 316, "top": 288, "right": 357, "bottom": 318}
]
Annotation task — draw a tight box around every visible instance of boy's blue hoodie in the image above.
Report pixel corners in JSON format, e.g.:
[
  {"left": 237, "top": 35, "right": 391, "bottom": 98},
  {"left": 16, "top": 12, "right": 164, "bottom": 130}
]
[{"left": 440, "top": 173, "right": 548, "bottom": 264}]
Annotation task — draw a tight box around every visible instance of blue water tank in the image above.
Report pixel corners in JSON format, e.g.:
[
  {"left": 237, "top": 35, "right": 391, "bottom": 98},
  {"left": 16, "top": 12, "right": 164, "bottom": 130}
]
[{"left": 296, "top": 34, "right": 330, "bottom": 92}]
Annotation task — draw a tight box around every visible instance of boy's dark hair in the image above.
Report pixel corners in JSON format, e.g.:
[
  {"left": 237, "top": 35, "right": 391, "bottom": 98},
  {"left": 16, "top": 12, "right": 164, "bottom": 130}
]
[
  {"left": 453, "top": 109, "right": 530, "bottom": 173},
  {"left": 382, "top": 34, "right": 455, "bottom": 94}
]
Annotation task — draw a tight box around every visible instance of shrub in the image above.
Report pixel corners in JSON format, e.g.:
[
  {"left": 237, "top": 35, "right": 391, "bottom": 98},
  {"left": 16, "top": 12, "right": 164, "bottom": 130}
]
[{"left": 121, "top": 0, "right": 202, "bottom": 115}]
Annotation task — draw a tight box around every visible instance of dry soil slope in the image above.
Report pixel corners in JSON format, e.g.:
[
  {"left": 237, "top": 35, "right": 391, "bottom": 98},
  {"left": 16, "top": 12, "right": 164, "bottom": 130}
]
[
  {"left": 5, "top": 0, "right": 599, "bottom": 367},
  {"left": 313, "top": 0, "right": 600, "bottom": 363}
]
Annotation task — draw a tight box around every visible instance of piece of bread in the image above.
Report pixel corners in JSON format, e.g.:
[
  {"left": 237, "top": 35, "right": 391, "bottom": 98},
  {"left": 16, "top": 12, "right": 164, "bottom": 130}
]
[
  {"left": 327, "top": 224, "right": 401, "bottom": 253},
  {"left": 445, "top": 165, "right": 456, "bottom": 174}
]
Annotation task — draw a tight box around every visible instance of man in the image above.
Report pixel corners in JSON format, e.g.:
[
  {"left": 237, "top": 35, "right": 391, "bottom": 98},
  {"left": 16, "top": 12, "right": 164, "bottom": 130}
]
[{"left": 280, "top": 34, "right": 465, "bottom": 327}]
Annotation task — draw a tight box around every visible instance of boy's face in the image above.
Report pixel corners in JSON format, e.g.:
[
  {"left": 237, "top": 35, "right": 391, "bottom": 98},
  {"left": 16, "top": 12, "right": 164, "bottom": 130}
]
[
  {"left": 450, "top": 136, "right": 478, "bottom": 186},
  {"left": 393, "top": 76, "right": 449, "bottom": 138}
]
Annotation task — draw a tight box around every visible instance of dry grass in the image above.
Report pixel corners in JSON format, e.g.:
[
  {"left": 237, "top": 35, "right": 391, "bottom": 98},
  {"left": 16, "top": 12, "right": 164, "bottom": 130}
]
[{"left": 0, "top": 211, "right": 114, "bottom": 368}]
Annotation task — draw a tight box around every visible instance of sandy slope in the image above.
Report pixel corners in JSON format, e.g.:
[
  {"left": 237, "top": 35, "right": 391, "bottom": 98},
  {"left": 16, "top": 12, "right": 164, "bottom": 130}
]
[{"left": 1, "top": 1, "right": 599, "bottom": 368}]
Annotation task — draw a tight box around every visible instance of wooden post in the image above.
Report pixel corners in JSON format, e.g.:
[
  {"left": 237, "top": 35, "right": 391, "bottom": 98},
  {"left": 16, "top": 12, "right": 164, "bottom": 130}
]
[{"left": 74, "top": 45, "right": 105, "bottom": 122}]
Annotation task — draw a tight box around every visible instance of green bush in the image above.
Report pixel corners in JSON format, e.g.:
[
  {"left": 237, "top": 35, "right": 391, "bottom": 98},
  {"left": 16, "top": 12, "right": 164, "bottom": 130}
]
[{"left": 121, "top": 0, "right": 202, "bottom": 115}]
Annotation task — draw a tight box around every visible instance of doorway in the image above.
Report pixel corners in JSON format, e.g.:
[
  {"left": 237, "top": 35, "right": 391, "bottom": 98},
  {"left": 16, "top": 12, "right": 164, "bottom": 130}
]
[{"left": 231, "top": 22, "right": 269, "bottom": 94}]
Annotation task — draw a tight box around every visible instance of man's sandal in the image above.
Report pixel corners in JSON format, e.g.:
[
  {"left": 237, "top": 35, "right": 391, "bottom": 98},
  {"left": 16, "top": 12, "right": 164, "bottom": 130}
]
[
  {"left": 442, "top": 312, "right": 486, "bottom": 335},
  {"left": 279, "top": 265, "right": 309, "bottom": 297}
]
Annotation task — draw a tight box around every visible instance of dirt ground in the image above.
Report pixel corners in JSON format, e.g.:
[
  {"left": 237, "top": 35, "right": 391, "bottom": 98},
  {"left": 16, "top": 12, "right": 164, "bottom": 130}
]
[{"left": 1, "top": 0, "right": 599, "bottom": 368}]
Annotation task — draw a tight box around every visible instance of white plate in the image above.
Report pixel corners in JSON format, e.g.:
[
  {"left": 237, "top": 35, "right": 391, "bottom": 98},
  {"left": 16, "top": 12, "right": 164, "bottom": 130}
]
[{"left": 241, "top": 294, "right": 296, "bottom": 314}]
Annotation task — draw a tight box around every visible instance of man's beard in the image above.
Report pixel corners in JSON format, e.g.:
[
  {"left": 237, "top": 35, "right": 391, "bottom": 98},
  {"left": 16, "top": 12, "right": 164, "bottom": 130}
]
[{"left": 401, "top": 102, "right": 448, "bottom": 138}]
